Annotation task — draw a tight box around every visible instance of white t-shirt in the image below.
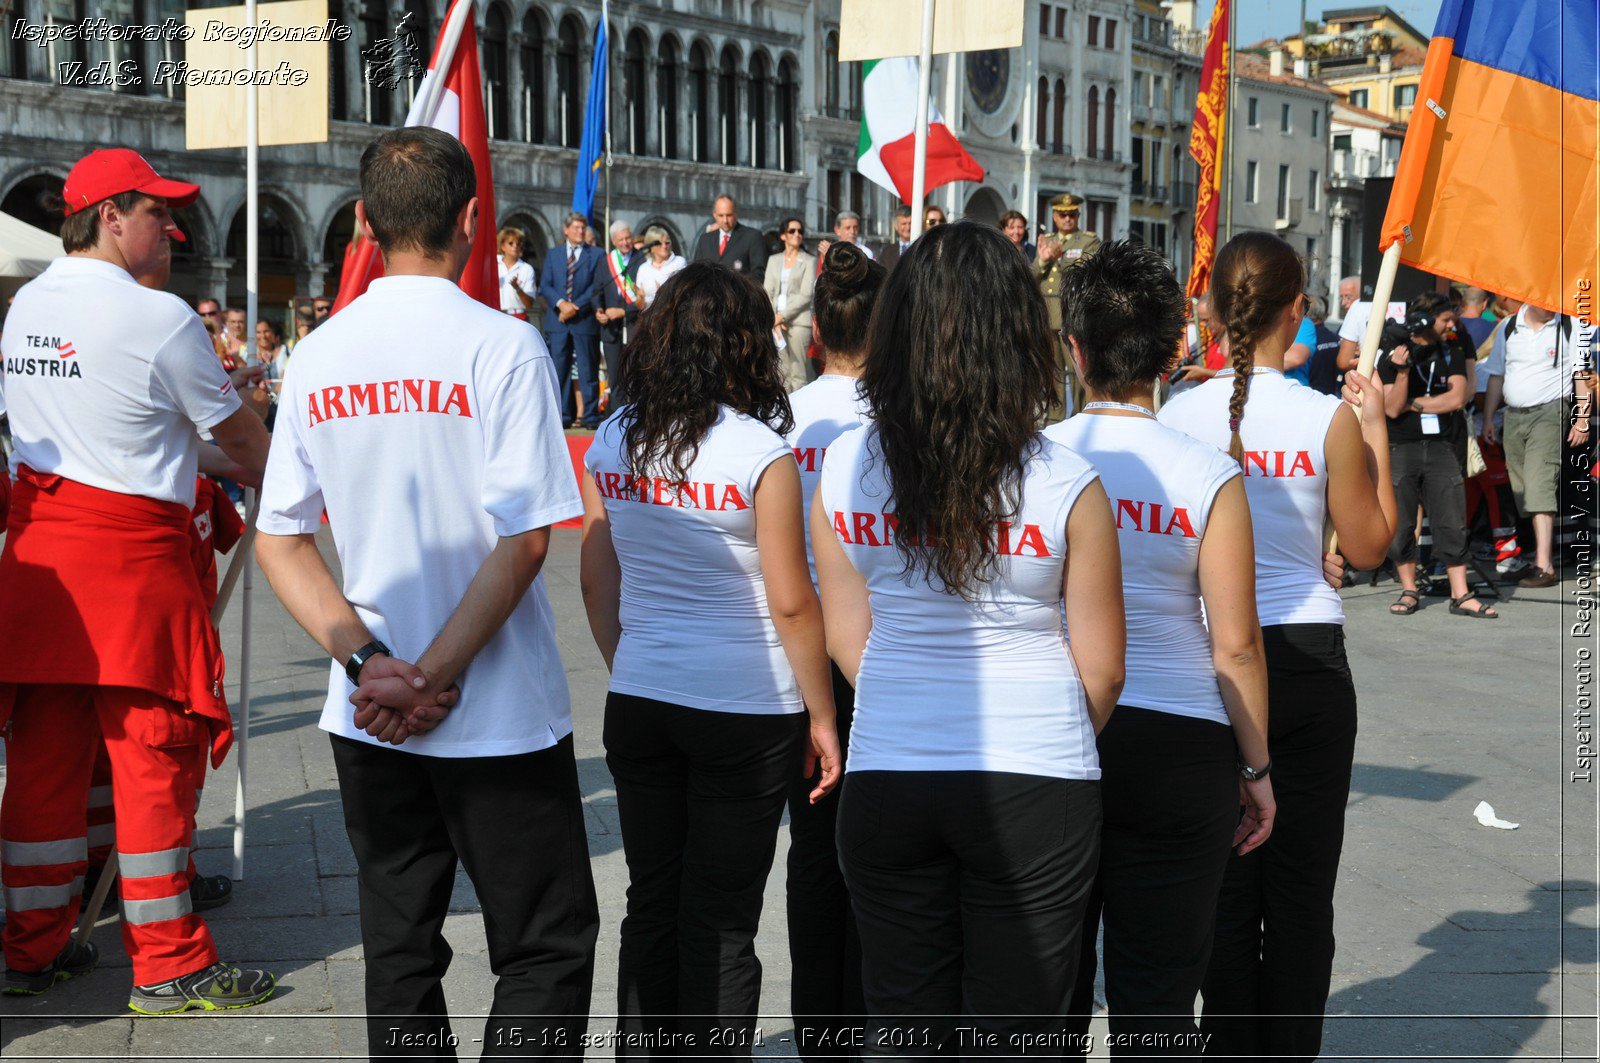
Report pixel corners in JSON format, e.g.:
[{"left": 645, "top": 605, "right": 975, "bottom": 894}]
[
  {"left": 784, "top": 374, "right": 871, "bottom": 585},
  {"left": 497, "top": 257, "right": 536, "bottom": 314},
  {"left": 257, "top": 275, "right": 581, "bottom": 758},
  {"left": 1046, "top": 413, "right": 1239, "bottom": 725},
  {"left": 1484, "top": 307, "right": 1594, "bottom": 409},
  {"left": 635, "top": 254, "right": 687, "bottom": 309},
  {"left": 1159, "top": 368, "right": 1345, "bottom": 627},
  {"left": 1337, "top": 300, "right": 1406, "bottom": 346},
  {"left": 0, "top": 256, "right": 241, "bottom": 507},
  {"left": 819, "top": 425, "right": 1101, "bottom": 779},
  {"left": 585, "top": 406, "right": 802, "bottom": 715}
]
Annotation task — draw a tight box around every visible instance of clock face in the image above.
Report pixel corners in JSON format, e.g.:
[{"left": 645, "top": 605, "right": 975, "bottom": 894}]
[{"left": 967, "top": 49, "right": 1010, "bottom": 115}]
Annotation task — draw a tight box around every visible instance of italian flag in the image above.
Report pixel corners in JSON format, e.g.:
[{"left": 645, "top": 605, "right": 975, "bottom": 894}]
[{"left": 857, "top": 57, "right": 985, "bottom": 202}]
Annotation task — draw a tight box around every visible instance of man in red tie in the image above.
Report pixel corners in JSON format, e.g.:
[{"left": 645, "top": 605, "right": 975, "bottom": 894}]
[{"left": 690, "top": 194, "right": 768, "bottom": 276}]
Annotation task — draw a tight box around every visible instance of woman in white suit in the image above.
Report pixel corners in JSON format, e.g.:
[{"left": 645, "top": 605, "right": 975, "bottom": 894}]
[{"left": 764, "top": 216, "right": 818, "bottom": 392}]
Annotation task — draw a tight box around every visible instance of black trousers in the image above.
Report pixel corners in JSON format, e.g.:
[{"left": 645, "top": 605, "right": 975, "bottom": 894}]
[
  {"left": 837, "top": 769, "right": 1101, "bottom": 1056},
  {"left": 604, "top": 692, "right": 807, "bottom": 1058},
  {"left": 1388, "top": 438, "right": 1469, "bottom": 565},
  {"left": 330, "top": 733, "right": 600, "bottom": 1061},
  {"left": 786, "top": 664, "right": 863, "bottom": 1061},
  {"left": 1200, "top": 624, "right": 1358, "bottom": 1063},
  {"left": 1065, "top": 707, "right": 1238, "bottom": 1058}
]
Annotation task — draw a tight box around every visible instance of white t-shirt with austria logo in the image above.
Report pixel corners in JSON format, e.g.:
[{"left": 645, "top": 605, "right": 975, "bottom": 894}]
[
  {"left": 1159, "top": 368, "right": 1345, "bottom": 627},
  {"left": 585, "top": 406, "right": 802, "bottom": 715},
  {"left": 258, "top": 275, "right": 582, "bottom": 758},
  {"left": 784, "top": 374, "right": 871, "bottom": 586},
  {"left": 1046, "top": 413, "right": 1240, "bottom": 725},
  {"left": 0, "top": 256, "right": 241, "bottom": 506},
  {"left": 818, "top": 425, "right": 1102, "bottom": 780}
]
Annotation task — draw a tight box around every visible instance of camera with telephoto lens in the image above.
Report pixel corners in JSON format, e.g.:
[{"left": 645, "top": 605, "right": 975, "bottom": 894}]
[{"left": 1379, "top": 318, "right": 1414, "bottom": 353}]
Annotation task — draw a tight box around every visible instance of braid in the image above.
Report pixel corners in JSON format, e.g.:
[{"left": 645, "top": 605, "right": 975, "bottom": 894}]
[{"left": 1226, "top": 320, "right": 1254, "bottom": 465}]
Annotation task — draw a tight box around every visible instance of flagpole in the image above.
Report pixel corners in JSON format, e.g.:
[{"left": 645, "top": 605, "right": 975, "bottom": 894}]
[
  {"left": 1222, "top": 0, "right": 1235, "bottom": 242},
  {"left": 908, "top": 0, "right": 935, "bottom": 240},
  {"left": 602, "top": 0, "right": 611, "bottom": 235},
  {"left": 412, "top": 0, "right": 473, "bottom": 128},
  {"left": 235, "top": 0, "right": 259, "bottom": 884}
]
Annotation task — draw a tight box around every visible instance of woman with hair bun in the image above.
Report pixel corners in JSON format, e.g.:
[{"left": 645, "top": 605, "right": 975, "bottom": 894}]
[
  {"left": 1049, "top": 239, "right": 1273, "bottom": 1055},
  {"left": 811, "top": 222, "right": 1125, "bottom": 1048},
  {"left": 579, "top": 262, "right": 841, "bottom": 1052},
  {"left": 1159, "top": 231, "right": 1397, "bottom": 1060},
  {"left": 781, "top": 240, "right": 885, "bottom": 1058}
]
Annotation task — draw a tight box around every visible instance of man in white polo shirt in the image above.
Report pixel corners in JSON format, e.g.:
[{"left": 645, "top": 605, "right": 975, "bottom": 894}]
[
  {"left": 1482, "top": 303, "right": 1595, "bottom": 587},
  {"left": 254, "top": 127, "right": 598, "bottom": 1058},
  {"left": 0, "top": 148, "right": 274, "bottom": 1013}
]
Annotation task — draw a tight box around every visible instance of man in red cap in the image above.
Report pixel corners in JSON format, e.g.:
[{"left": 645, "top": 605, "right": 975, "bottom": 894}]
[{"left": 0, "top": 148, "right": 277, "bottom": 1013}]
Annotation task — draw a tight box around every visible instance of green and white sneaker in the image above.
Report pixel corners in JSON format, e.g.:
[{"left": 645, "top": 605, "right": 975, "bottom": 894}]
[
  {"left": 2, "top": 939, "right": 99, "bottom": 995},
  {"left": 128, "top": 961, "right": 276, "bottom": 1015}
]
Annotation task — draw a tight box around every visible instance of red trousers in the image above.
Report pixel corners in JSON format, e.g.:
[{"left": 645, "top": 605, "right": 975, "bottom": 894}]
[{"left": 1, "top": 684, "right": 217, "bottom": 985}]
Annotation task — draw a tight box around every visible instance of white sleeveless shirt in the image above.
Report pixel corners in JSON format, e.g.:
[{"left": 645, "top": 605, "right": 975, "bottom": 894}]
[
  {"left": 818, "top": 425, "right": 1102, "bottom": 779},
  {"left": 585, "top": 406, "right": 803, "bottom": 714},
  {"left": 1047, "top": 413, "right": 1240, "bottom": 724},
  {"left": 1158, "top": 369, "right": 1345, "bottom": 626},
  {"left": 784, "top": 374, "right": 871, "bottom": 586}
]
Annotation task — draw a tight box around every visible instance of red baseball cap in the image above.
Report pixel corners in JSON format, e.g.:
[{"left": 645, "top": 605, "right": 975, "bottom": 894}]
[{"left": 62, "top": 149, "right": 200, "bottom": 216}]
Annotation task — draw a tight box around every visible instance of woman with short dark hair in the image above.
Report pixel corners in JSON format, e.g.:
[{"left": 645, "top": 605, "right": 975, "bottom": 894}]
[
  {"left": 998, "top": 209, "right": 1035, "bottom": 260},
  {"left": 812, "top": 222, "right": 1124, "bottom": 1046},
  {"left": 1049, "top": 240, "right": 1273, "bottom": 1054},
  {"left": 579, "top": 262, "right": 841, "bottom": 1053}
]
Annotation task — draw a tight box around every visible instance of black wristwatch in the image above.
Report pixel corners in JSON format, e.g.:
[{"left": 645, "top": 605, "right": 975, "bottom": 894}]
[
  {"left": 1239, "top": 759, "right": 1272, "bottom": 782},
  {"left": 345, "top": 640, "right": 391, "bottom": 685}
]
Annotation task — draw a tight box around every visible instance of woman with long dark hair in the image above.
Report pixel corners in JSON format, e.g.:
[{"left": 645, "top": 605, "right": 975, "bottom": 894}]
[
  {"left": 1159, "top": 231, "right": 1397, "bottom": 1060},
  {"left": 811, "top": 222, "right": 1125, "bottom": 1048},
  {"left": 579, "top": 262, "right": 842, "bottom": 1053},
  {"left": 781, "top": 241, "right": 885, "bottom": 1058},
  {"left": 1049, "top": 241, "right": 1273, "bottom": 1055}
]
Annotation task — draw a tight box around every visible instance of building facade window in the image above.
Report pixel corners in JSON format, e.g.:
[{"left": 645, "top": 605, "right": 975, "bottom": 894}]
[
  {"left": 1246, "top": 159, "right": 1259, "bottom": 202},
  {"left": 1103, "top": 87, "right": 1115, "bottom": 159},
  {"left": 689, "top": 41, "right": 711, "bottom": 162},
  {"left": 1348, "top": 87, "right": 1369, "bottom": 109},
  {"left": 1310, "top": 107, "right": 1321, "bottom": 138},
  {"left": 1053, "top": 77, "right": 1066, "bottom": 151},
  {"left": 657, "top": 37, "right": 682, "bottom": 159},
  {"left": 481, "top": 4, "right": 509, "bottom": 139},
  {"left": 1105, "top": 19, "right": 1116, "bottom": 48},
  {"left": 1394, "top": 83, "right": 1417, "bottom": 110},
  {"left": 1280, "top": 102, "right": 1291, "bottom": 132},
  {"left": 1088, "top": 15, "right": 1099, "bottom": 46},
  {"left": 1036, "top": 75, "right": 1049, "bottom": 146},
  {"left": 718, "top": 45, "right": 741, "bottom": 166},
  {"left": 824, "top": 30, "right": 840, "bottom": 116},
  {"left": 42, "top": 0, "right": 87, "bottom": 85},
  {"left": 1087, "top": 85, "right": 1099, "bottom": 157},
  {"left": 1246, "top": 95, "right": 1259, "bottom": 126},
  {"left": 776, "top": 57, "right": 798, "bottom": 170},
  {"left": 557, "top": 16, "right": 583, "bottom": 147},
  {"left": 1308, "top": 168, "right": 1320, "bottom": 210},
  {"left": 748, "top": 51, "right": 770, "bottom": 169},
  {"left": 521, "top": 10, "right": 548, "bottom": 144},
  {"left": 1055, "top": 7, "right": 1068, "bottom": 36},
  {"left": 624, "top": 29, "right": 648, "bottom": 154},
  {"left": 1276, "top": 163, "right": 1289, "bottom": 217}
]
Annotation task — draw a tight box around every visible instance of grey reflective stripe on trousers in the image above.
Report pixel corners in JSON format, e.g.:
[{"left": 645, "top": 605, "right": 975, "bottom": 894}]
[
  {"left": 2, "top": 837, "right": 88, "bottom": 866},
  {"left": 122, "top": 891, "right": 193, "bottom": 925},
  {"left": 118, "top": 847, "right": 190, "bottom": 880},
  {"left": 3, "top": 876, "right": 85, "bottom": 912}
]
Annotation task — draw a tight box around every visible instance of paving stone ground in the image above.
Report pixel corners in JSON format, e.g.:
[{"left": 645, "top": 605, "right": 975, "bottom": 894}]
[{"left": 2, "top": 527, "right": 1596, "bottom": 1060}]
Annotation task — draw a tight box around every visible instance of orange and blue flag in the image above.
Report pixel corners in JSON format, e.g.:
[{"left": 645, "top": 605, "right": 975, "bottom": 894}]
[{"left": 1380, "top": 0, "right": 1597, "bottom": 319}]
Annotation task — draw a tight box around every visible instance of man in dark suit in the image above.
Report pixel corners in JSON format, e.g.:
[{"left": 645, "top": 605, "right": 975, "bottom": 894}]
[
  {"left": 877, "top": 206, "right": 913, "bottom": 271},
  {"left": 539, "top": 211, "right": 605, "bottom": 428},
  {"left": 690, "top": 194, "right": 767, "bottom": 277},
  {"left": 596, "top": 219, "right": 647, "bottom": 409}
]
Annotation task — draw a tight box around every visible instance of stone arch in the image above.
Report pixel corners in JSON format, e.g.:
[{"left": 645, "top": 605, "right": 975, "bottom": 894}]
[{"left": 964, "top": 186, "right": 1007, "bottom": 226}]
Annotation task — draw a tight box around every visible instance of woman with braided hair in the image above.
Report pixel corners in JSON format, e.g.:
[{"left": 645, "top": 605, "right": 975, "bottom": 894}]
[{"left": 1159, "top": 231, "right": 1397, "bottom": 1061}]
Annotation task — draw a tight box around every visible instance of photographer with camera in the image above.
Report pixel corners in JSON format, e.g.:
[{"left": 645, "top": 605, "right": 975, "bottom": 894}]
[{"left": 1378, "top": 292, "right": 1497, "bottom": 618}]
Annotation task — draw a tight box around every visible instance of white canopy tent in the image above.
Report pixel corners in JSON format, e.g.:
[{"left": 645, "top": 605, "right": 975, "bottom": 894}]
[{"left": 0, "top": 211, "right": 65, "bottom": 278}]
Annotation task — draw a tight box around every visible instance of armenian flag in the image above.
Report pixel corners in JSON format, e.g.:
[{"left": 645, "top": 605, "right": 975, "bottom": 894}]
[{"left": 1379, "top": 0, "right": 1598, "bottom": 319}]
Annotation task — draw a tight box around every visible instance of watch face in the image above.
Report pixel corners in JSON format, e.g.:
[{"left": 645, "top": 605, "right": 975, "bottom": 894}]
[{"left": 967, "top": 49, "right": 1010, "bottom": 115}]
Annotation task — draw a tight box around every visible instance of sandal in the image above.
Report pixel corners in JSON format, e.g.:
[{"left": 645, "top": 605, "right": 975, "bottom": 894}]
[
  {"left": 1390, "top": 589, "right": 1420, "bottom": 615},
  {"left": 1450, "top": 594, "right": 1499, "bottom": 619}
]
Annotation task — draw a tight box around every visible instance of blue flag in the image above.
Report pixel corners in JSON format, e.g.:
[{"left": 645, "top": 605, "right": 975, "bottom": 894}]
[{"left": 571, "top": 13, "right": 607, "bottom": 225}]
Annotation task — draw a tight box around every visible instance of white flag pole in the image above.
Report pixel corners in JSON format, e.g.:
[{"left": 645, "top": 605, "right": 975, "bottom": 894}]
[
  {"left": 908, "top": 0, "right": 935, "bottom": 240},
  {"left": 234, "top": 0, "right": 259, "bottom": 883},
  {"left": 407, "top": 0, "right": 474, "bottom": 128}
]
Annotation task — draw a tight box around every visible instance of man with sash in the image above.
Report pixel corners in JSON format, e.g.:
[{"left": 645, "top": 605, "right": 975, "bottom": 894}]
[{"left": 597, "top": 220, "right": 646, "bottom": 410}]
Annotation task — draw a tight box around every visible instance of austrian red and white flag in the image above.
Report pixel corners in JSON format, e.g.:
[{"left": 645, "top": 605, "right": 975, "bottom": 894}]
[{"left": 331, "top": 0, "right": 498, "bottom": 312}]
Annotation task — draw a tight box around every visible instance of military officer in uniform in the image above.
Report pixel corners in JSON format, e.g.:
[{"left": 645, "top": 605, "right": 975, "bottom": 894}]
[{"left": 1036, "top": 193, "right": 1102, "bottom": 419}]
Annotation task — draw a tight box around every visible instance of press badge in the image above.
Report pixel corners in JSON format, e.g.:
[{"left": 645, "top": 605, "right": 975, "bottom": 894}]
[{"left": 1420, "top": 413, "right": 1441, "bottom": 435}]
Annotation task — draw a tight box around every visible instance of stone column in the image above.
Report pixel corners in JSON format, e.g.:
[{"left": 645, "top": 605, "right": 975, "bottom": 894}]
[
  {"left": 508, "top": 29, "right": 525, "bottom": 142},
  {"left": 202, "top": 258, "right": 234, "bottom": 305}
]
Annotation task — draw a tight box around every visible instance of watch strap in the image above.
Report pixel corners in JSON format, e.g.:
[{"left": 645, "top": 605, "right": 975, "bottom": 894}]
[
  {"left": 345, "top": 640, "right": 391, "bottom": 686},
  {"left": 1239, "top": 759, "right": 1273, "bottom": 782}
]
